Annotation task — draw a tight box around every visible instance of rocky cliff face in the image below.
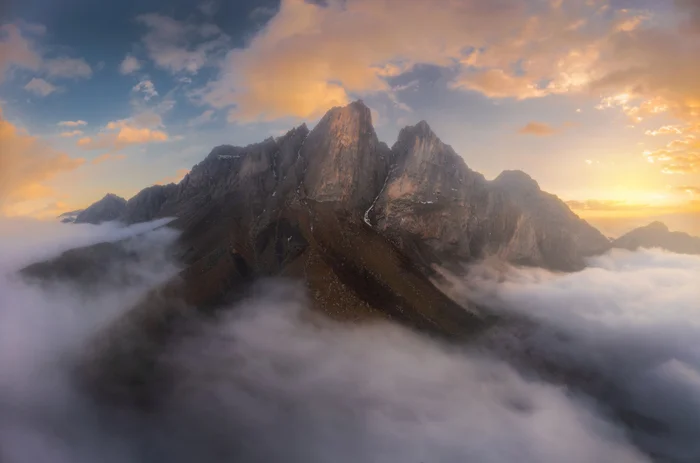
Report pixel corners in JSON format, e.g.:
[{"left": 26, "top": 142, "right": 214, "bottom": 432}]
[
  {"left": 612, "top": 222, "right": 700, "bottom": 255},
  {"left": 368, "top": 122, "right": 609, "bottom": 271},
  {"left": 300, "top": 101, "right": 391, "bottom": 210},
  {"left": 67, "top": 100, "right": 609, "bottom": 332},
  {"left": 74, "top": 194, "right": 127, "bottom": 224},
  {"left": 486, "top": 170, "right": 611, "bottom": 270}
]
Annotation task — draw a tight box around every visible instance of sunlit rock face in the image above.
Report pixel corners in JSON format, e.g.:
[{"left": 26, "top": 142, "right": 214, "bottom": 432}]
[
  {"left": 300, "top": 100, "right": 391, "bottom": 211},
  {"left": 369, "top": 121, "right": 609, "bottom": 271}
]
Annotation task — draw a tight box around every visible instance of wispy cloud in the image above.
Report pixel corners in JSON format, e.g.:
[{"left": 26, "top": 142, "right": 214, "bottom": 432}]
[
  {"left": 135, "top": 13, "right": 229, "bottom": 75},
  {"left": 91, "top": 153, "right": 127, "bottom": 165},
  {"left": 24, "top": 77, "right": 58, "bottom": 96},
  {"left": 58, "top": 120, "right": 87, "bottom": 127},
  {"left": 59, "top": 130, "right": 84, "bottom": 138},
  {"left": 187, "top": 109, "right": 215, "bottom": 127},
  {"left": 518, "top": 122, "right": 556, "bottom": 136},
  {"left": 44, "top": 57, "right": 92, "bottom": 79},
  {"left": 0, "top": 23, "right": 42, "bottom": 82},
  {"left": 119, "top": 54, "right": 141, "bottom": 75},
  {"left": 132, "top": 79, "right": 158, "bottom": 101}
]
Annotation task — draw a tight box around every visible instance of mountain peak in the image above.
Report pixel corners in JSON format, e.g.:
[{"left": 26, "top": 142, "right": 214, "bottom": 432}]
[
  {"left": 103, "top": 193, "right": 126, "bottom": 202},
  {"left": 645, "top": 221, "right": 669, "bottom": 232},
  {"left": 74, "top": 193, "right": 127, "bottom": 224},
  {"left": 322, "top": 100, "right": 372, "bottom": 125},
  {"left": 493, "top": 170, "right": 540, "bottom": 192}
]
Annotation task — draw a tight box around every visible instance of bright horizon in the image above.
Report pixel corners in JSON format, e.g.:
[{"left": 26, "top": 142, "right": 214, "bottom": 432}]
[{"left": 1, "top": 0, "right": 699, "bottom": 237}]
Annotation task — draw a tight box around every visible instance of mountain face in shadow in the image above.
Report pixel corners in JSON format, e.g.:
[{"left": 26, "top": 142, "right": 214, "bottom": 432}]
[
  {"left": 612, "top": 221, "right": 700, "bottom": 255},
  {"left": 74, "top": 193, "right": 127, "bottom": 224},
  {"left": 53, "top": 101, "right": 613, "bottom": 334}
]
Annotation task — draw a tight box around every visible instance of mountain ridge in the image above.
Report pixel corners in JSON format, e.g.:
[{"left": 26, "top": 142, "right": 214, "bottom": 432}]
[
  {"left": 612, "top": 221, "right": 700, "bottom": 255},
  {"left": 80, "top": 100, "right": 609, "bottom": 272},
  {"left": 53, "top": 100, "right": 616, "bottom": 336}
]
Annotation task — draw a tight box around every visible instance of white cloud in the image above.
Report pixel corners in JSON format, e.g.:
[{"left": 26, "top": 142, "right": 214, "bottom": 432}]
[
  {"left": 23, "top": 78, "right": 58, "bottom": 96},
  {"left": 119, "top": 54, "right": 141, "bottom": 75},
  {"left": 440, "top": 248, "right": 700, "bottom": 462},
  {"left": 132, "top": 79, "right": 158, "bottom": 101},
  {"left": 58, "top": 120, "right": 87, "bottom": 127},
  {"left": 44, "top": 57, "right": 92, "bottom": 79}
]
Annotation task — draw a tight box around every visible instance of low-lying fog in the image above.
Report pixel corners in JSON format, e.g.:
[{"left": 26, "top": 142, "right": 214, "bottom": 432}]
[{"left": 1, "top": 218, "right": 698, "bottom": 463}]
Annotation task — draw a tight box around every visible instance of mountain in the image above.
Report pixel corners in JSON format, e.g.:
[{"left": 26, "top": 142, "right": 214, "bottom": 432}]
[
  {"left": 57, "top": 208, "right": 84, "bottom": 223},
  {"left": 74, "top": 193, "right": 127, "bottom": 224},
  {"left": 612, "top": 221, "right": 700, "bottom": 255},
  {"left": 50, "top": 101, "right": 608, "bottom": 334},
  {"left": 368, "top": 122, "right": 610, "bottom": 271}
]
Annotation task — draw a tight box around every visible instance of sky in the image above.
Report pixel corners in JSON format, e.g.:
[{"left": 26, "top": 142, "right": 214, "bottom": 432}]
[{"left": 1, "top": 0, "right": 699, "bottom": 236}]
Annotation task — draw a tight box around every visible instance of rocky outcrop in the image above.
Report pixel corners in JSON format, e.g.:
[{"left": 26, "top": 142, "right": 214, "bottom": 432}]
[
  {"left": 122, "top": 184, "right": 178, "bottom": 224},
  {"left": 368, "top": 121, "right": 609, "bottom": 271},
  {"left": 486, "top": 170, "right": 611, "bottom": 270},
  {"left": 612, "top": 222, "right": 700, "bottom": 255},
  {"left": 57, "top": 209, "right": 84, "bottom": 223},
  {"left": 74, "top": 194, "right": 127, "bottom": 224},
  {"left": 68, "top": 100, "right": 610, "bottom": 332},
  {"left": 300, "top": 100, "right": 391, "bottom": 211}
]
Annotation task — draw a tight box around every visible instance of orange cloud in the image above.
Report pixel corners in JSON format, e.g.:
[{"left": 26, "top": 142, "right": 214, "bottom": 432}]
[
  {"left": 91, "top": 153, "right": 127, "bottom": 165},
  {"left": 0, "top": 24, "right": 42, "bottom": 82},
  {"left": 644, "top": 135, "right": 700, "bottom": 174},
  {"left": 193, "top": 0, "right": 653, "bottom": 123},
  {"left": 0, "top": 107, "right": 85, "bottom": 211},
  {"left": 569, "top": 197, "right": 700, "bottom": 237},
  {"left": 60, "top": 130, "right": 83, "bottom": 137},
  {"left": 453, "top": 69, "right": 547, "bottom": 100},
  {"left": 197, "top": 0, "right": 542, "bottom": 121},
  {"left": 77, "top": 118, "right": 168, "bottom": 151},
  {"left": 518, "top": 122, "right": 557, "bottom": 136}
]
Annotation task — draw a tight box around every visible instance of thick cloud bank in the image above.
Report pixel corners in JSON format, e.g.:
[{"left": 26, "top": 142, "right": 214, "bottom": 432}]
[
  {"left": 0, "top": 219, "right": 691, "bottom": 463},
  {"left": 450, "top": 248, "right": 700, "bottom": 463},
  {"left": 0, "top": 218, "right": 180, "bottom": 463}
]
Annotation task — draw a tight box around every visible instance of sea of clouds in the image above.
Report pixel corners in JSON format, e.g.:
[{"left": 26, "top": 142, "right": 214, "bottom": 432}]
[{"left": 1, "top": 217, "right": 698, "bottom": 463}]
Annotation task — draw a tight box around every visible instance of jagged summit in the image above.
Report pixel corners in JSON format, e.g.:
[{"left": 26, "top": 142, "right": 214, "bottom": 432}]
[{"left": 77, "top": 101, "right": 610, "bottom": 271}]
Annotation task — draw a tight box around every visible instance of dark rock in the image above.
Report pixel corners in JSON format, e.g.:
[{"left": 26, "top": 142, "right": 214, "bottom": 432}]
[
  {"left": 122, "top": 184, "right": 178, "bottom": 224},
  {"left": 612, "top": 222, "right": 700, "bottom": 255},
  {"left": 74, "top": 194, "right": 127, "bottom": 224}
]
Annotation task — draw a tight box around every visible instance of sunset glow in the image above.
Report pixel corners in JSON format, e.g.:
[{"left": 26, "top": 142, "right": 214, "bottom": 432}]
[{"left": 1, "top": 0, "right": 699, "bottom": 235}]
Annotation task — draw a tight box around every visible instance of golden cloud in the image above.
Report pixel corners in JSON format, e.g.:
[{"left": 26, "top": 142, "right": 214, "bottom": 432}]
[
  {"left": 60, "top": 130, "right": 83, "bottom": 137},
  {"left": 644, "top": 135, "right": 700, "bottom": 174},
  {"left": 91, "top": 153, "right": 127, "bottom": 165},
  {"left": 77, "top": 118, "right": 168, "bottom": 151},
  {"left": 518, "top": 122, "right": 557, "bottom": 136},
  {"left": 0, "top": 107, "right": 85, "bottom": 210},
  {"left": 193, "top": 0, "right": 655, "bottom": 124},
  {"left": 198, "top": 0, "right": 539, "bottom": 121}
]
